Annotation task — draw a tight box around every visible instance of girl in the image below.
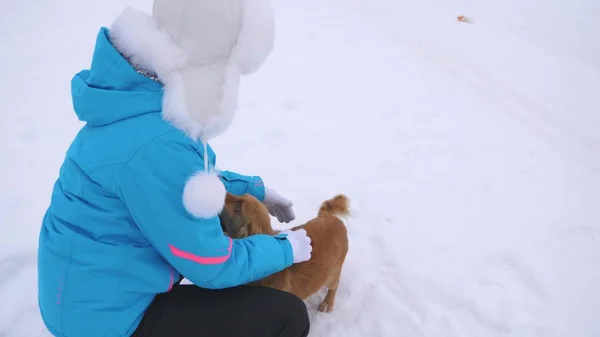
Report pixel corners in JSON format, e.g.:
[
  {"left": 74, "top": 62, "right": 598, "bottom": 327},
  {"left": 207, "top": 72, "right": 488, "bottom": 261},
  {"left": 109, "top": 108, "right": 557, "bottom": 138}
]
[{"left": 37, "top": 1, "right": 313, "bottom": 336}]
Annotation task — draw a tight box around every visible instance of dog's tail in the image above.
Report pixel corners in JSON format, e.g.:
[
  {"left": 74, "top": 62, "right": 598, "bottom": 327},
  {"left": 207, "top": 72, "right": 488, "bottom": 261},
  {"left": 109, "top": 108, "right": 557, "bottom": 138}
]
[{"left": 318, "top": 194, "right": 350, "bottom": 218}]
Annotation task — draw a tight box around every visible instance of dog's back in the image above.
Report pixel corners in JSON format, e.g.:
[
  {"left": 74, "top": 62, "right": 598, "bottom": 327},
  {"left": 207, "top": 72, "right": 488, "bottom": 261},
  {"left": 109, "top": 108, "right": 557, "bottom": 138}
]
[{"left": 258, "top": 195, "right": 350, "bottom": 310}]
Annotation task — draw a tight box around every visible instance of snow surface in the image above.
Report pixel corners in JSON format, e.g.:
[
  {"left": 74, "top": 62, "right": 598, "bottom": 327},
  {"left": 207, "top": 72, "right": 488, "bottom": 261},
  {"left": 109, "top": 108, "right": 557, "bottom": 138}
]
[{"left": 1, "top": 0, "right": 599, "bottom": 336}]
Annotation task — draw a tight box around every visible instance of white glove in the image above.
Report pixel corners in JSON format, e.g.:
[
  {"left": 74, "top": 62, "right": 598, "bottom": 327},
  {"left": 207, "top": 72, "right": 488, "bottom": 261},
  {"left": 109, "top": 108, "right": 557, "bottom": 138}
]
[
  {"left": 263, "top": 187, "right": 295, "bottom": 223},
  {"left": 280, "top": 229, "right": 312, "bottom": 263}
]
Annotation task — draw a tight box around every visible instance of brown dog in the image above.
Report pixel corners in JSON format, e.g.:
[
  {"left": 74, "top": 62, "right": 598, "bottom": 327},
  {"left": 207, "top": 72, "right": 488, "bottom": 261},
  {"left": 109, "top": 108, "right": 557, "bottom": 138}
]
[{"left": 219, "top": 193, "right": 350, "bottom": 312}]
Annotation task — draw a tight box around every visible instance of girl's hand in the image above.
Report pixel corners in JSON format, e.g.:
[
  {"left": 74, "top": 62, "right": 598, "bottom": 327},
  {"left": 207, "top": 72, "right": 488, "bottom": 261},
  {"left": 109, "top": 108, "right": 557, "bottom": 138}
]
[
  {"left": 279, "top": 229, "right": 312, "bottom": 263},
  {"left": 263, "top": 188, "right": 295, "bottom": 223}
]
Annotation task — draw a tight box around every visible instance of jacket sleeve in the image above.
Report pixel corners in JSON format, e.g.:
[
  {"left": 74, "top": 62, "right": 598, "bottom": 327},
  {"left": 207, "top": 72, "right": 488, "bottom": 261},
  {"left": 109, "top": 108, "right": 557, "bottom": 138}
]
[
  {"left": 117, "top": 138, "right": 293, "bottom": 289},
  {"left": 218, "top": 170, "right": 266, "bottom": 201}
]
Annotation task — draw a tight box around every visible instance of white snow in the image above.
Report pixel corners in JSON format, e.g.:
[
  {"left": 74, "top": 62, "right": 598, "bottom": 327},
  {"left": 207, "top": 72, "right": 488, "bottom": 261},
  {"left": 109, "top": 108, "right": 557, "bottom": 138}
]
[{"left": 1, "top": 0, "right": 599, "bottom": 336}]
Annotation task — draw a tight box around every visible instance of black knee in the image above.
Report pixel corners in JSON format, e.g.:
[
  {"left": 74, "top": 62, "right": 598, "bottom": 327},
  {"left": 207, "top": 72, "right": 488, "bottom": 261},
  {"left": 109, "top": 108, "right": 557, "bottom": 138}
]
[{"left": 276, "top": 291, "right": 310, "bottom": 337}]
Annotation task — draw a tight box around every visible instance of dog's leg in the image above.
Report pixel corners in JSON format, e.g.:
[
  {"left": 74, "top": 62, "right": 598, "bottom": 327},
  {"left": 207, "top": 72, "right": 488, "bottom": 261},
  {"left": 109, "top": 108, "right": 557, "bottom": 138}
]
[{"left": 318, "top": 265, "right": 342, "bottom": 313}]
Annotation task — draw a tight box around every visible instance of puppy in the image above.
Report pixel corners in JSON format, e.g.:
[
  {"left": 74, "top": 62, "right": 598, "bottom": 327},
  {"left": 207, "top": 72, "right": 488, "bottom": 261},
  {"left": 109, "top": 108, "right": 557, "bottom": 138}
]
[{"left": 219, "top": 193, "right": 350, "bottom": 313}]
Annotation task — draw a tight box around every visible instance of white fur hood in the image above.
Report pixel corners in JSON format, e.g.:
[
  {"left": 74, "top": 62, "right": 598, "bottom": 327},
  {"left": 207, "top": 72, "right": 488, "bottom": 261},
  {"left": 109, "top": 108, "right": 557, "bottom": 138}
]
[{"left": 109, "top": 0, "right": 275, "bottom": 142}]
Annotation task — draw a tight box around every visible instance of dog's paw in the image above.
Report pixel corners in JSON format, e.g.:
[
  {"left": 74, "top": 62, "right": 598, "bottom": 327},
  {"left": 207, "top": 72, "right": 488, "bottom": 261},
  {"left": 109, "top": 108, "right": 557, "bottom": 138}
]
[{"left": 318, "top": 301, "right": 334, "bottom": 313}]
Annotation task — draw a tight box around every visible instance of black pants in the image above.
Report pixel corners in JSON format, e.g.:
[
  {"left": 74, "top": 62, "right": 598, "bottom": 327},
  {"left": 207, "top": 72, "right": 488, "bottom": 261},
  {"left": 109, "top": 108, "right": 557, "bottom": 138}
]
[{"left": 131, "top": 282, "right": 310, "bottom": 337}]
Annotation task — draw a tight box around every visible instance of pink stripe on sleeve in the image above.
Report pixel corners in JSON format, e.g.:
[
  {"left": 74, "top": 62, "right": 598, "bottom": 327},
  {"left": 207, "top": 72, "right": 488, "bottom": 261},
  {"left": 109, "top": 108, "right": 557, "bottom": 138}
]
[{"left": 168, "top": 238, "right": 233, "bottom": 265}]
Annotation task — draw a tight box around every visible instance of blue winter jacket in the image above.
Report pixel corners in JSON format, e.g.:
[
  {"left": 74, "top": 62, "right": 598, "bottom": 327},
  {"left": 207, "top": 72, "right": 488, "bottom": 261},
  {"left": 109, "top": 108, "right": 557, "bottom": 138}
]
[{"left": 37, "top": 27, "right": 294, "bottom": 337}]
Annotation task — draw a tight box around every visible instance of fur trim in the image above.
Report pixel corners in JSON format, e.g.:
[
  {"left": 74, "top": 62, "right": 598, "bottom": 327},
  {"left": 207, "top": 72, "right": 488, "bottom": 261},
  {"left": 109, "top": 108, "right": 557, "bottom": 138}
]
[
  {"left": 108, "top": 2, "right": 275, "bottom": 142},
  {"left": 234, "top": 0, "right": 276, "bottom": 75},
  {"left": 182, "top": 172, "right": 226, "bottom": 219},
  {"left": 109, "top": 7, "right": 232, "bottom": 142},
  {"left": 109, "top": 7, "right": 188, "bottom": 79}
]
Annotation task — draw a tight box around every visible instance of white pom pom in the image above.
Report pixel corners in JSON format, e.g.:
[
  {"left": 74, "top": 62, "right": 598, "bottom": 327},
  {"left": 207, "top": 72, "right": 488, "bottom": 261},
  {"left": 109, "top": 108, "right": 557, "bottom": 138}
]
[{"left": 182, "top": 171, "right": 226, "bottom": 218}]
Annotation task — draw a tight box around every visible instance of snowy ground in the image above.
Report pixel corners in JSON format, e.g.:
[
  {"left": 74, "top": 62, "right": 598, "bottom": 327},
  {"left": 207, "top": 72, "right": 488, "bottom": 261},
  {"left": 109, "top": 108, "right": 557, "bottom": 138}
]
[{"left": 1, "top": 0, "right": 599, "bottom": 336}]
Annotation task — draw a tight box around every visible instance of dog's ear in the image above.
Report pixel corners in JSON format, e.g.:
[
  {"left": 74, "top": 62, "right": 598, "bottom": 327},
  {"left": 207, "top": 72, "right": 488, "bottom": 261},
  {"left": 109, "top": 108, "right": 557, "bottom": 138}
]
[
  {"left": 225, "top": 218, "right": 242, "bottom": 236},
  {"left": 219, "top": 209, "right": 244, "bottom": 237},
  {"left": 218, "top": 211, "right": 227, "bottom": 232},
  {"left": 243, "top": 198, "right": 272, "bottom": 235},
  {"left": 225, "top": 192, "right": 238, "bottom": 204},
  {"left": 219, "top": 193, "right": 245, "bottom": 236}
]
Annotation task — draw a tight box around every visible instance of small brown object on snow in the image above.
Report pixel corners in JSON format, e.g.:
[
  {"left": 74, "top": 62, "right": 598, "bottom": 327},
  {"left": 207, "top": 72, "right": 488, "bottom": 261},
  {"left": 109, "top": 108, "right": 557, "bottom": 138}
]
[{"left": 457, "top": 15, "right": 471, "bottom": 23}]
